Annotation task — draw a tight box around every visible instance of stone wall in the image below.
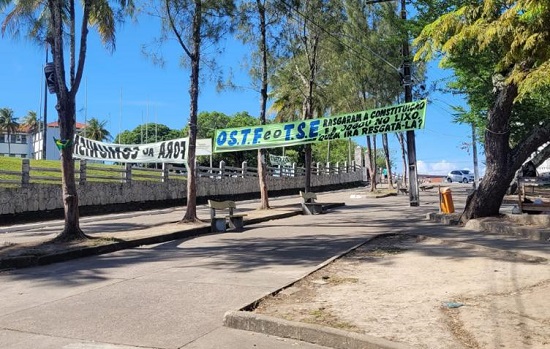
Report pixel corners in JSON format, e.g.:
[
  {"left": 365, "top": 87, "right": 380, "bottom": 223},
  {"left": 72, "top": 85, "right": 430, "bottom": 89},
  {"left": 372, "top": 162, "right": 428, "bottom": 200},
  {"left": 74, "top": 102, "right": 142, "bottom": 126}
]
[{"left": 0, "top": 171, "right": 363, "bottom": 218}]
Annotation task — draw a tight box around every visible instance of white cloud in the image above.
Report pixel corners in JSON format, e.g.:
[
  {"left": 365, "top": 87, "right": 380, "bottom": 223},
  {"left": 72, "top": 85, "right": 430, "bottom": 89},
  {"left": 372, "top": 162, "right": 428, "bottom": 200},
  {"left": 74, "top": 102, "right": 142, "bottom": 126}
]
[
  {"left": 417, "top": 160, "right": 486, "bottom": 177},
  {"left": 418, "top": 160, "right": 454, "bottom": 176}
]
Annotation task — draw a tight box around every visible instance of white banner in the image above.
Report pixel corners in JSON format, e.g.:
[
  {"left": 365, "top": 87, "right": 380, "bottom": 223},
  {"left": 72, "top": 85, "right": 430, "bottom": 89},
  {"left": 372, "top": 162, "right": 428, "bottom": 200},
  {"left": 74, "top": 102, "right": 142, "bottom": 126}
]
[
  {"left": 269, "top": 154, "right": 291, "bottom": 166},
  {"left": 196, "top": 138, "right": 212, "bottom": 156},
  {"left": 73, "top": 135, "right": 188, "bottom": 163}
]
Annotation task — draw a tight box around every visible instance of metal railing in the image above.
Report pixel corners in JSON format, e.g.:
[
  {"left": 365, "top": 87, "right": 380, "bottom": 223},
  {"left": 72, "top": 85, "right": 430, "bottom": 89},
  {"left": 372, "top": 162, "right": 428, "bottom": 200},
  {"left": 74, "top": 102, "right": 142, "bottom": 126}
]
[{"left": 0, "top": 159, "right": 360, "bottom": 186}]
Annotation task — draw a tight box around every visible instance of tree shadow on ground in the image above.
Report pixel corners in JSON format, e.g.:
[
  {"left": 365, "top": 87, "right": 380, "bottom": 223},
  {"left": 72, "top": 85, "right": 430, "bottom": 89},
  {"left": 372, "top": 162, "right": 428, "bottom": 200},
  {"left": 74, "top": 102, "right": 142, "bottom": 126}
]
[{"left": 1, "top": 199, "right": 547, "bottom": 288}]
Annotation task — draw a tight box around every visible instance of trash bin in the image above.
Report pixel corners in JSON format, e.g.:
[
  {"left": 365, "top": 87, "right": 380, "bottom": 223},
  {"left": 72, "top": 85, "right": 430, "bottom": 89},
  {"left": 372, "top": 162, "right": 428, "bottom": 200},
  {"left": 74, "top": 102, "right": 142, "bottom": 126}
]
[{"left": 440, "top": 187, "right": 455, "bottom": 213}]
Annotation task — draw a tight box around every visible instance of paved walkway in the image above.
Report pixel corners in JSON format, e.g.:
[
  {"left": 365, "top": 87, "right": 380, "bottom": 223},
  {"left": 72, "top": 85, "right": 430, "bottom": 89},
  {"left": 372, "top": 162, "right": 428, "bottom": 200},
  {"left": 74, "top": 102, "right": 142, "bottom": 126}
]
[{"left": 0, "top": 186, "right": 548, "bottom": 349}]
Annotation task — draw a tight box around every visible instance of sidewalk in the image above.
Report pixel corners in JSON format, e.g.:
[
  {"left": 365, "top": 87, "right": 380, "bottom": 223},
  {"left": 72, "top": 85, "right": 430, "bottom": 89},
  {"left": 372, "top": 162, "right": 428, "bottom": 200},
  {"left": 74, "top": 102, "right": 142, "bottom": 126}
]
[
  {"left": 0, "top": 186, "right": 548, "bottom": 349},
  {"left": 0, "top": 194, "right": 317, "bottom": 269}
]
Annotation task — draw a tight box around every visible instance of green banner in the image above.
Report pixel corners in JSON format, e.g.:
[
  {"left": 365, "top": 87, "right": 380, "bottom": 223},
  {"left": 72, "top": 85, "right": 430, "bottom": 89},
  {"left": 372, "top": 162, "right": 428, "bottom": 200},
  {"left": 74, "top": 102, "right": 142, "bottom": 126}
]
[{"left": 214, "top": 99, "right": 427, "bottom": 153}]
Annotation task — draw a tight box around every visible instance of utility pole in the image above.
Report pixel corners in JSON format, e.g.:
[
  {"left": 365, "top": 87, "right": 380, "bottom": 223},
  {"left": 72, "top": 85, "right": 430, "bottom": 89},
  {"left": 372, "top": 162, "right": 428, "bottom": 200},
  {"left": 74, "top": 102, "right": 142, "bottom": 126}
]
[
  {"left": 472, "top": 123, "right": 479, "bottom": 189},
  {"left": 401, "top": 0, "right": 419, "bottom": 206},
  {"left": 42, "top": 45, "right": 48, "bottom": 160},
  {"left": 365, "top": 0, "right": 420, "bottom": 206}
]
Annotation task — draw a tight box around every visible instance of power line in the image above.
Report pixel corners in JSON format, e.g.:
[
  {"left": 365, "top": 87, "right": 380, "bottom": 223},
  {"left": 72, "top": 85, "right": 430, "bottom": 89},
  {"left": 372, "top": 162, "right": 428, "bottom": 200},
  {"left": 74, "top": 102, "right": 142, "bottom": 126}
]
[
  {"left": 278, "top": 0, "right": 400, "bottom": 75},
  {"left": 279, "top": 0, "right": 427, "bottom": 97}
]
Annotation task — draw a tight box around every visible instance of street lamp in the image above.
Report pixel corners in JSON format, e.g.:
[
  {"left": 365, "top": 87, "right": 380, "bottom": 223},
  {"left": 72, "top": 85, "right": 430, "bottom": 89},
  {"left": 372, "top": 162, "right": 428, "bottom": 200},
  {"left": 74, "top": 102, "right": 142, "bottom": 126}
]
[{"left": 366, "top": 0, "right": 420, "bottom": 206}]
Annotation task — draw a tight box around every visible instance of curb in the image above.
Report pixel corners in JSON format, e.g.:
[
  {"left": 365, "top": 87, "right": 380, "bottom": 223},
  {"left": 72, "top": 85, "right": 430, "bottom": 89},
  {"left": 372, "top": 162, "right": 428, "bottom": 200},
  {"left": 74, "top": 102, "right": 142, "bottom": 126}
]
[
  {"left": 0, "top": 204, "right": 347, "bottom": 271},
  {"left": 222, "top": 233, "right": 413, "bottom": 349},
  {"left": 223, "top": 311, "right": 412, "bottom": 349},
  {"left": 0, "top": 226, "right": 211, "bottom": 270},
  {"left": 426, "top": 211, "right": 550, "bottom": 242},
  {"left": 426, "top": 212, "right": 462, "bottom": 225},
  {"left": 464, "top": 218, "right": 550, "bottom": 242}
]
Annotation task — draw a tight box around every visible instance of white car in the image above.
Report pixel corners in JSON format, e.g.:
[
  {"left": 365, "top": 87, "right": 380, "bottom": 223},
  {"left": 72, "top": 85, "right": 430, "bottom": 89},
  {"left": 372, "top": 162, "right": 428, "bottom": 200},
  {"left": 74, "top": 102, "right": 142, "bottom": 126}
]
[{"left": 446, "top": 170, "right": 474, "bottom": 183}]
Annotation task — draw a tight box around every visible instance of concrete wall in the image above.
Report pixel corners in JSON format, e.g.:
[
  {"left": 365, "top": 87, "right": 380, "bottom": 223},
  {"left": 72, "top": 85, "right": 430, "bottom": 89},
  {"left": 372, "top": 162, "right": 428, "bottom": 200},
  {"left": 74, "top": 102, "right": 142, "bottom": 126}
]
[{"left": 0, "top": 171, "right": 363, "bottom": 219}]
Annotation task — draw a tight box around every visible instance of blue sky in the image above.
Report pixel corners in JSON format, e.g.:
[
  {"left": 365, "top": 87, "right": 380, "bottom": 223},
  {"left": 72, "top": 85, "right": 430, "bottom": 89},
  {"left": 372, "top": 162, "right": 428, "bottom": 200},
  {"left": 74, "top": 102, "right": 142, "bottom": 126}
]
[{"left": 0, "top": 16, "right": 484, "bottom": 176}]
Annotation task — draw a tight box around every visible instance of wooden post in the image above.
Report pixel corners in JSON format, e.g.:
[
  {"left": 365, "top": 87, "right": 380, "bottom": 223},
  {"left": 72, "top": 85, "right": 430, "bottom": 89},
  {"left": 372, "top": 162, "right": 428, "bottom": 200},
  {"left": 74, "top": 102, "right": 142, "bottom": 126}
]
[
  {"left": 242, "top": 161, "right": 247, "bottom": 178},
  {"left": 220, "top": 160, "right": 225, "bottom": 178},
  {"left": 125, "top": 163, "right": 132, "bottom": 183},
  {"left": 21, "top": 159, "right": 30, "bottom": 185},
  {"left": 79, "top": 160, "right": 87, "bottom": 185},
  {"left": 162, "top": 163, "right": 169, "bottom": 183}
]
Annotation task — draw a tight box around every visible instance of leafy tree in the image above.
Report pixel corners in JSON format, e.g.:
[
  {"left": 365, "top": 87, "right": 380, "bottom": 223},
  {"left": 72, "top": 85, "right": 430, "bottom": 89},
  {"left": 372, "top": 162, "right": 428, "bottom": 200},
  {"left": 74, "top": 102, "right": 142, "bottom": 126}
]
[
  {"left": 22, "top": 111, "right": 41, "bottom": 133},
  {"left": 188, "top": 111, "right": 231, "bottom": 140},
  {"left": 276, "top": 0, "right": 344, "bottom": 192},
  {"left": 282, "top": 148, "right": 299, "bottom": 165},
  {"left": 2, "top": 0, "right": 134, "bottom": 240},
  {"left": 0, "top": 107, "right": 19, "bottom": 156},
  {"left": 115, "top": 123, "right": 181, "bottom": 144},
  {"left": 415, "top": 0, "right": 550, "bottom": 221},
  {"left": 183, "top": 111, "right": 258, "bottom": 167},
  {"left": 326, "top": 1, "right": 416, "bottom": 190},
  {"left": 312, "top": 139, "right": 357, "bottom": 164},
  {"left": 234, "top": 0, "right": 288, "bottom": 209},
  {"left": 269, "top": 64, "right": 306, "bottom": 123},
  {"left": 156, "top": 0, "right": 234, "bottom": 222},
  {"left": 226, "top": 111, "right": 260, "bottom": 166},
  {"left": 80, "top": 118, "right": 111, "bottom": 141}
]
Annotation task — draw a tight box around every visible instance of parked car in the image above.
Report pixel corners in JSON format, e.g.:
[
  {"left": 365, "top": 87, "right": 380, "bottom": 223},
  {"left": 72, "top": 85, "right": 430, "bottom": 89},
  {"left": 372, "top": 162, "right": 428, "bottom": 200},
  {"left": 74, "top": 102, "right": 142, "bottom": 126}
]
[{"left": 446, "top": 170, "right": 474, "bottom": 183}]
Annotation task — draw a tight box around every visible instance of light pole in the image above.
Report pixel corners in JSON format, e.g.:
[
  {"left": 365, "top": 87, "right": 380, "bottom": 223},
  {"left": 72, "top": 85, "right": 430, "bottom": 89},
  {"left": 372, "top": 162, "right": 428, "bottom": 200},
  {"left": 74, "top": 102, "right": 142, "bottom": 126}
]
[
  {"left": 400, "top": 0, "right": 419, "bottom": 206},
  {"left": 42, "top": 45, "right": 49, "bottom": 160},
  {"left": 366, "top": 0, "right": 419, "bottom": 206}
]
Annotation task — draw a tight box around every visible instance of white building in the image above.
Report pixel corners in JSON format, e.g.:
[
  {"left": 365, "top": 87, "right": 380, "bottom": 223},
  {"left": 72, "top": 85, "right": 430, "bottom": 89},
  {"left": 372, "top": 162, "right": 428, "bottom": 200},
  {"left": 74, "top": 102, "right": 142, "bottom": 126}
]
[
  {"left": 0, "top": 125, "right": 32, "bottom": 158},
  {"left": 0, "top": 122, "right": 85, "bottom": 160}
]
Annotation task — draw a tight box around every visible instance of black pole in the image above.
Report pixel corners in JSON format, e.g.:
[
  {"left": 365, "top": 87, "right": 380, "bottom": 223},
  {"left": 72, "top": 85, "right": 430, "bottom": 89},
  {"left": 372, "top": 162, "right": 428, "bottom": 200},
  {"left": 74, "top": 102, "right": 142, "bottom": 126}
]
[
  {"left": 472, "top": 123, "right": 479, "bottom": 189},
  {"left": 402, "top": 0, "right": 419, "bottom": 206},
  {"left": 42, "top": 45, "right": 48, "bottom": 160}
]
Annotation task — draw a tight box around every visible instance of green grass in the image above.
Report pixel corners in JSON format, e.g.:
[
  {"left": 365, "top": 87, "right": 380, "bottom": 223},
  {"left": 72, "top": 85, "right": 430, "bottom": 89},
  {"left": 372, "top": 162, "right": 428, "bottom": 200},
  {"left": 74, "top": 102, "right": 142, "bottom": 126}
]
[{"left": 0, "top": 157, "right": 185, "bottom": 186}]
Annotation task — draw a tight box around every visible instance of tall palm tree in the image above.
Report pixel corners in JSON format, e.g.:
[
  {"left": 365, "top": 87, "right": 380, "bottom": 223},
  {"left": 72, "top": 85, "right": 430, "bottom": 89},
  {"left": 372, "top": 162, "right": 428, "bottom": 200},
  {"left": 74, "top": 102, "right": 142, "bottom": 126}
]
[
  {"left": 81, "top": 118, "right": 111, "bottom": 141},
  {"left": 2, "top": 0, "right": 134, "bottom": 241},
  {"left": 22, "top": 110, "right": 40, "bottom": 133},
  {"left": 0, "top": 108, "right": 19, "bottom": 156}
]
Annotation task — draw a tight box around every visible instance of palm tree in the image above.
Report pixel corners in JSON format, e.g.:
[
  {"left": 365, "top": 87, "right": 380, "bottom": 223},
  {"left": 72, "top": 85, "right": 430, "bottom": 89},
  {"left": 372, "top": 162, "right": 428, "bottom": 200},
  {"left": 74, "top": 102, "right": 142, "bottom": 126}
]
[
  {"left": 81, "top": 118, "right": 111, "bottom": 141},
  {"left": 22, "top": 111, "right": 41, "bottom": 133},
  {"left": 0, "top": 108, "right": 19, "bottom": 156},
  {"left": 2, "top": 0, "right": 134, "bottom": 241}
]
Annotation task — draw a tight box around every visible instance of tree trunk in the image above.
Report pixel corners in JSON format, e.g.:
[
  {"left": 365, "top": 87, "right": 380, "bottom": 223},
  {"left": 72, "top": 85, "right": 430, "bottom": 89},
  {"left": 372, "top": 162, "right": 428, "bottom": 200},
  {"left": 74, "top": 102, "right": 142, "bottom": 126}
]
[
  {"left": 462, "top": 83, "right": 518, "bottom": 221},
  {"left": 50, "top": 0, "right": 86, "bottom": 241},
  {"left": 382, "top": 133, "right": 393, "bottom": 188},
  {"left": 256, "top": 0, "right": 270, "bottom": 210},
  {"left": 55, "top": 97, "right": 86, "bottom": 241},
  {"left": 302, "top": 16, "right": 318, "bottom": 193},
  {"left": 396, "top": 132, "right": 407, "bottom": 184},
  {"left": 304, "top": 144, "right": 312, "bottom": 192},
  {"left": 181, "top": 1, "right": 201, "bottom": 223},
  {"left": 366, "top": 135, "right": 377, "bottom": 191},
  {"left": 258, "top": 149, "right": 270, "bottom": 209}
]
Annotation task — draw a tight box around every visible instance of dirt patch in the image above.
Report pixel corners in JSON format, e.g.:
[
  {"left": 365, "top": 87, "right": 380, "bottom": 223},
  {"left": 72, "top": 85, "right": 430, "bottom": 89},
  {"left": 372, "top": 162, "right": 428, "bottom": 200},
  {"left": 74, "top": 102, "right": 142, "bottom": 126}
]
[{"left": 254, "top": 234, "right": 550, "bottom": 349}]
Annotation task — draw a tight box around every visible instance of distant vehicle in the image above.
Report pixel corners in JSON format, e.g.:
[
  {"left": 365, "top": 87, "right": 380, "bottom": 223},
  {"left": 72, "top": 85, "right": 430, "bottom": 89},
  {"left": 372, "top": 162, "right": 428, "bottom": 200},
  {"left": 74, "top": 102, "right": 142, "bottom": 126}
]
[{"left": 446, "top": 170, "right": 474, "bottom": 183}]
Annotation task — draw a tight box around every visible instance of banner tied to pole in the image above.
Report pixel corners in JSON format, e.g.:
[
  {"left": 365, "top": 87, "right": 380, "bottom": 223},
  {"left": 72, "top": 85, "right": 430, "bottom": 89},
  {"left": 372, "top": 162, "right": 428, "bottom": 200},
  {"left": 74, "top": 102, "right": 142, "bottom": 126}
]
[
  {"left": 214, "top": 99, "right": 427, "bottom": 153},
  {"left": 73, "top": 134, "right": 188, "bottom": 163}
]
